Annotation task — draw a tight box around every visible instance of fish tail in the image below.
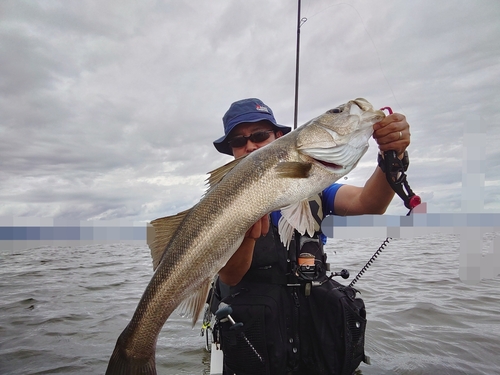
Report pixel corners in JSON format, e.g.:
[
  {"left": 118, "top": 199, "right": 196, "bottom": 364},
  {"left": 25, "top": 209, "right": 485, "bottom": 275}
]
[{"left": 105, "top": 337, "right": 156, "bottom": 375}]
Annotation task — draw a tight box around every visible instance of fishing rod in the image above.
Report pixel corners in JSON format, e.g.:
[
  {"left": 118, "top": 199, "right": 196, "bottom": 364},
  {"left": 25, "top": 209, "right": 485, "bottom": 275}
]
[
  {"left": 291, "top": 3, "right": 421, "bottom": 286},
  {"left": 293, "top": 0, "right": 307, "bottom": 130},
  {"left": 292, "top": 4, "right": 421, "bottom": 211}
]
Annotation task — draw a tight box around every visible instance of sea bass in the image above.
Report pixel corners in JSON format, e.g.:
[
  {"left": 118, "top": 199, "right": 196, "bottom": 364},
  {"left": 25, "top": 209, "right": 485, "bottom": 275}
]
[{"left": 105, "top": 98, "right": 385, "bottom": 374}]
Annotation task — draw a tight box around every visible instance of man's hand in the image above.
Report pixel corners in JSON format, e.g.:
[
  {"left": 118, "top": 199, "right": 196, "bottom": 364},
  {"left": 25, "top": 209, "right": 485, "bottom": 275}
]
[
  {"left": 245, "top": 214, "right": 270, "bottom": 240},
  {"left": 219, "top": 215, "right": 270, "bottom": 286},
  {"left": 333, "top": 113, "right": 412, "bottom": 216},
  {"left": 373, "top": 113, "right": 410, "bottom": 157}
]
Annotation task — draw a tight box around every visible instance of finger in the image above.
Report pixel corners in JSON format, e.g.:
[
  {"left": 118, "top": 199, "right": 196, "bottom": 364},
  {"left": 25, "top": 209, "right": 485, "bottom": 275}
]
[
  {"left": 376, "top": 136, "right": 410, "bottom": 157},
  {"left": 246, "top": 221, "right": 261, "bottom": 239},
  {"left": 374, "top": 127, "right": 410, "bottom": 157},
  {"left": 245, "top": 215, "right": 269, "bottom": 239},
  {"left": 376, "top": 140, "right": 409, "bottom": 156},
  {"left": 373, "top": 113, "right": 405, "bottom": 131},
  {"left": 373, "top": 113, "right": 408, "bottom": 136},
  {"left": 261, "top": 214, "right": 270, "bottom": 236},
  {"left": 373, "top": 115, "right": 409, "bottom": 144},
  {"left": 375, "top": 129, "right": 409, "bottom": 145}
]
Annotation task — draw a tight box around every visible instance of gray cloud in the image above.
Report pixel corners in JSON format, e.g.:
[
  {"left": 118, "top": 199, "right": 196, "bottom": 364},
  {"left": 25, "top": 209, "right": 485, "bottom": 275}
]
[{"left": 1, "top": 0, "right": 499, "bottom": 223}]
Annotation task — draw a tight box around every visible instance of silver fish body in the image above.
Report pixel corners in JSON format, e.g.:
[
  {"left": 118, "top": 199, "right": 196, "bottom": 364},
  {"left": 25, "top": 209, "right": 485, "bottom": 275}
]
[{"left": 105, "top": 98, "right": 385, "bottom": 374}]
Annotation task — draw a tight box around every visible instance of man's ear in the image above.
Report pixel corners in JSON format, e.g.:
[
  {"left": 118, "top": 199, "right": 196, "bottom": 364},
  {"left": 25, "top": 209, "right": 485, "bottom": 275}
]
[{"left": 275, "top": 130, "right": 284, "bottom": 138}]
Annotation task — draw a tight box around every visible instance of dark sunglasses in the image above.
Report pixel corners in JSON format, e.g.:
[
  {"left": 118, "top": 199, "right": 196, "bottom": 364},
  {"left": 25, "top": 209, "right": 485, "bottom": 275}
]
[{"left": 228, "top": 130, "right": 275, "bottom": 149}]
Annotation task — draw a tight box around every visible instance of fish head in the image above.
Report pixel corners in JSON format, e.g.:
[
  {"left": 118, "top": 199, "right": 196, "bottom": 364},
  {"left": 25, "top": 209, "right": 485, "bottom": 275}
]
[{"left": 296, "top": 98, "right": 385, "bottom": 175}]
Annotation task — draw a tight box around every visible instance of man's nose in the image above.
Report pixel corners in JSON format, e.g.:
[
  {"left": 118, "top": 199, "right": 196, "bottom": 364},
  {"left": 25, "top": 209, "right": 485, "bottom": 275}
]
[{"left": 244, "top": 140, "right": 258, "bottom": 154}]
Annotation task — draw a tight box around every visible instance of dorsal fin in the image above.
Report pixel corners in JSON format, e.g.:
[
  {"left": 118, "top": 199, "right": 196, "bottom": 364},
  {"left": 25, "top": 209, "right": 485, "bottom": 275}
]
[
  {"left": 177, "top": 277, "right": 213, "bottom": 327},
  {"left": 204, "top": 155, "right": 247, "bottom": 195},
  {"left": 147, "top": 209, "right": 191, "bottom": 270}
]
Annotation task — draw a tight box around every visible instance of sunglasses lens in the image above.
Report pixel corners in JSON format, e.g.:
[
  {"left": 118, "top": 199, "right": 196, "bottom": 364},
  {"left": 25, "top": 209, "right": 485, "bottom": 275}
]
[
  {"left": 228, "top": 137, "right": 247, "bottom": 148},
  {"left": 228, "top": 130, "right": 273, "bottom": 148},
  {"left": 251, "top": 131, "right": 272, "bottom": 143}
]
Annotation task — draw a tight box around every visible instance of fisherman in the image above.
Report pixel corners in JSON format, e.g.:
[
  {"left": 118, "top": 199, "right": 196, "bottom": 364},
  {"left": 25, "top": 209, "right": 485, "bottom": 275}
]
[{"left": 211, "top": 98, "right": 410, "bottom": 375}]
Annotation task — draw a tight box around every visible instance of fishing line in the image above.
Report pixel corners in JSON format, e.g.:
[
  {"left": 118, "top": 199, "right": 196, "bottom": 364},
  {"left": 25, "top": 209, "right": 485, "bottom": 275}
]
[
  {"left": 291, "top": 1, "right": 412, "bottom": 289},
  {"left": 297, "top": 1, "right": 405, "bottom": 114},
  {"left": 349, "top": 237, "right": 391, "bottom": 288}
]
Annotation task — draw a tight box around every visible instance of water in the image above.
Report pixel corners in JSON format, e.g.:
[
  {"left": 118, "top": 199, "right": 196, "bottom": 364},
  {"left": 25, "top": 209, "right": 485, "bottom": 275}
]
[{"left": 1, "top": 234, "right": 499, "bottom": 375}]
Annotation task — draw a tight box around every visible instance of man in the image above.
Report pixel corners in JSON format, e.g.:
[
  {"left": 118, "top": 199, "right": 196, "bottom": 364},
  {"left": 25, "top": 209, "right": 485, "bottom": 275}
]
[{"left": 212, "top": 98, "right": 410, "bottom": 374}]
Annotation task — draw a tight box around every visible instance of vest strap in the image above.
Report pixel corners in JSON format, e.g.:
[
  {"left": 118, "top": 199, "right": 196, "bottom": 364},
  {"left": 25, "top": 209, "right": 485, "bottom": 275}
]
[{"left": 241, "top": 266, "right": 288, "bottom": 285}]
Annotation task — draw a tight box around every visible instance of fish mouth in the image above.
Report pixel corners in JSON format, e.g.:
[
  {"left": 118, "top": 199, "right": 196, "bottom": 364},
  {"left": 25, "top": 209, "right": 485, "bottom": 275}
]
[
  {"left": 315, "top": 159, "right": 343, "bottom": 170},
  {"left": 300, "top": 152, "right": 345, "bottom": 171},
  {"left": 302, "top": 143, "right": 367, "bottom": 172}
]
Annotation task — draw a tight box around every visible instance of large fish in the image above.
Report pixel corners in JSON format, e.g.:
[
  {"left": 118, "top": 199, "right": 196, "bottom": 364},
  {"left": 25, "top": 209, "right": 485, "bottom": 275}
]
[{"left": 105, "top": 98, "right": 385, "bottom": 374}]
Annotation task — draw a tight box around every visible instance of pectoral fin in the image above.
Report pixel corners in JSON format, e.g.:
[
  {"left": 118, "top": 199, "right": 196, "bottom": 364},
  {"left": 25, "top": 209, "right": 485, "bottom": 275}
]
[
  {"left": 278, "top": 200, "right": 316, "bottom": 248},
  {"left": 275, "top": 161, "right": 312, "bottom": 178}
]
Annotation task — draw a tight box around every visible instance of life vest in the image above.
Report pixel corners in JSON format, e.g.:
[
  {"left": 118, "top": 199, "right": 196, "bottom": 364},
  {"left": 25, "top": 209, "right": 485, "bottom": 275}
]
[{"left": 213, "top": 195, "right": 367, "bottom": 375}]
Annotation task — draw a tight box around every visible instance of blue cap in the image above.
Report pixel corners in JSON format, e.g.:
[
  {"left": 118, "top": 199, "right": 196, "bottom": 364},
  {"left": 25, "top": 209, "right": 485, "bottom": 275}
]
[{"left": 213, "top": 98, "right": 292, "bottom": 155}]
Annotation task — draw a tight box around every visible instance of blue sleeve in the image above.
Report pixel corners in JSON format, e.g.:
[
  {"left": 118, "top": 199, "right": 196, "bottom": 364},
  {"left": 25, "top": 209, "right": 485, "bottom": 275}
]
[
  {"left": 270, "top": 211, "right": 282, "bottom": 227},
  {"left": 319, "top": 183, "right": 343, "bottom": 245},
  {"left": 322, "top": 183, "right": 343, "bottom": 216}
]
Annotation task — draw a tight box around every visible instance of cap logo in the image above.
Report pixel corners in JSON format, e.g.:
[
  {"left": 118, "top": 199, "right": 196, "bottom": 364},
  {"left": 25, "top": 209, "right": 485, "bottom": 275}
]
[{"left": 256, "top": 104, "right": 269, "bottom": 113}]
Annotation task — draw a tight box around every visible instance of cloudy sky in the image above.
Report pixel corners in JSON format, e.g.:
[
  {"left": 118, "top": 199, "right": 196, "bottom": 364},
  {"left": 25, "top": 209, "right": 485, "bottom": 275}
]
[{"left": 1, "top": 0, "right": 499, "bottom": 224}]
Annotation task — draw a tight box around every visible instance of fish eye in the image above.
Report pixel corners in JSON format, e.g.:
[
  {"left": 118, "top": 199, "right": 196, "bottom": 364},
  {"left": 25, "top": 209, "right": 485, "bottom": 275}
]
[{"left": 328, "top": 107, "right": 343, "bottom": 114}]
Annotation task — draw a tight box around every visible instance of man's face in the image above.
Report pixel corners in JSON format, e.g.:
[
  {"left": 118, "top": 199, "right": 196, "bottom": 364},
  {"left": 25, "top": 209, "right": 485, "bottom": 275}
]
[{"left": 228, "top": 120, "right": 283, "bottom": 158}]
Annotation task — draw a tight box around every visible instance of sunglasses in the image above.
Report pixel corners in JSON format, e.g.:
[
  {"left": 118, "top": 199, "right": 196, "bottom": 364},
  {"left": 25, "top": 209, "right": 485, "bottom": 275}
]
[{"left": 228, "top": 130, "right": 275, "bottom": 149}]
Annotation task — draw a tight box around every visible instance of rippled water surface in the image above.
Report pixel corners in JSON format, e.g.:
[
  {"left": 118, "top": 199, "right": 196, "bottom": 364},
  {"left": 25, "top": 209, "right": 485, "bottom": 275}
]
[{"left": 1, "top": 234, "right": 499, "bottom": 375}]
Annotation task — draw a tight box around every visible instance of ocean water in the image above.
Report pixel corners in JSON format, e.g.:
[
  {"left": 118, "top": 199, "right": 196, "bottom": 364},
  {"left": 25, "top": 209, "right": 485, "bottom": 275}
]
[{"left": 1, "top": 233, "right": 499, "bottom": 375}]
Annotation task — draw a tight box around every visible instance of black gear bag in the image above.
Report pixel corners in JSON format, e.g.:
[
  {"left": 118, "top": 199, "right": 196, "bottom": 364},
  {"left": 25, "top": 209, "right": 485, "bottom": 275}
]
[
  {"left": 215, "top": 277, "right": 367, "bottom": 375},
  {"left": 297, "top": 277, "right": 367, "bottom": 375}
]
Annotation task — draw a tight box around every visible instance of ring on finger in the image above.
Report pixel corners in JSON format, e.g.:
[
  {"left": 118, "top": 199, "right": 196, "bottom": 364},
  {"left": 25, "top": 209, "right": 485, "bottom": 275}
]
[{"left": 398, "top": 131, "right": 402, "bottom": 140}]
